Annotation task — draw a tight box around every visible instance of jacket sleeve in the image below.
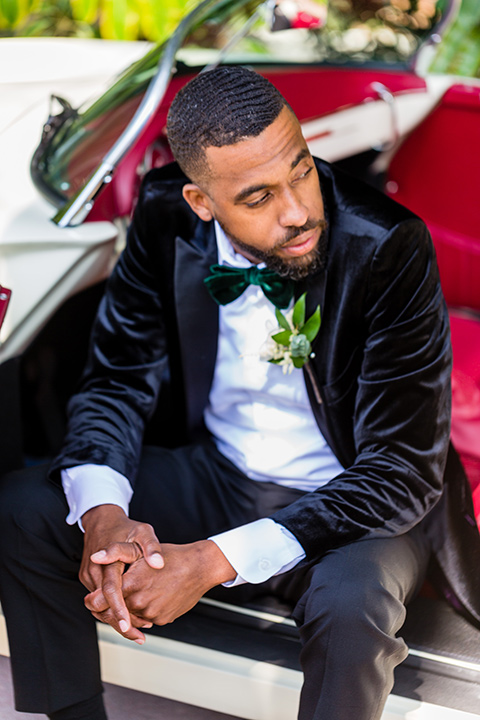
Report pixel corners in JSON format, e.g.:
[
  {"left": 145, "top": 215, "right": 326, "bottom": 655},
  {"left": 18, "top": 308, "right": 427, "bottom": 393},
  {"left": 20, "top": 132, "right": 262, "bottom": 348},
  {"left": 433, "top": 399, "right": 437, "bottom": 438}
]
[
  {"left": 272, "top": 219, "right": 452, "bottom": 558},
  {"left": 50, "top": 187, "right": 169, "bottom": 485}
]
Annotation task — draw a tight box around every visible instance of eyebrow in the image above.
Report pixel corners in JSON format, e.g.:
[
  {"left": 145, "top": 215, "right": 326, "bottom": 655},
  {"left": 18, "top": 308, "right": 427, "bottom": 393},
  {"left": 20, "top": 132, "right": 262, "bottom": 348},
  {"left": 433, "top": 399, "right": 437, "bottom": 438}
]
[{"left": 233, "top": 148, "right": 311, "bottom": 204}]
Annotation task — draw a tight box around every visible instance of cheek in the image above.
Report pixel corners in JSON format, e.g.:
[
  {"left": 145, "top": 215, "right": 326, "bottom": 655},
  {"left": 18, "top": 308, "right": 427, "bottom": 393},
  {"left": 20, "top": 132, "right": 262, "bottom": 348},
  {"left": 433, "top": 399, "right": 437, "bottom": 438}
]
[
  {"left": 233, "top": 212, "right": 276, "bottom": 246},
  {"left": 310, "top": 183, "right": 324, "bottom": 217},
  {"left": 217, "top": 203, "right": 292, "bottom": 252},
  {"left": 249, "top": 222, "right": 284, "bottom": 253}
]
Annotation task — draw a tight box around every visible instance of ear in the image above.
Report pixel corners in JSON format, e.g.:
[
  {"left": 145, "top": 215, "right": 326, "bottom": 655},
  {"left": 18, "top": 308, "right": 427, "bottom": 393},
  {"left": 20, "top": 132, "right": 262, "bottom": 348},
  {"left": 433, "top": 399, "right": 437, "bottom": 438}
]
[{"left": 182, "top": 183, "right": 214, "bottom": 222}]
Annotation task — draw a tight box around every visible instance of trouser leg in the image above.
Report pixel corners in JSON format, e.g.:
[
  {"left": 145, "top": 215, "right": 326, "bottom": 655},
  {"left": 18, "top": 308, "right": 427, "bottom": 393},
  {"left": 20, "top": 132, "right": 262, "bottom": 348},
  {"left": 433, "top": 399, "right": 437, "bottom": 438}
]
[
  {"left": 289, "top": 525, "right": 430, "bottom": 720},
  {"left": 0, "top": 442, "right": 431, "bottom": 720},
  {"left": 0, "top": 464, "right": 102, "bottom": 714},
  {"left": 0, "top": 442, "right": 303, "bottom": 714}
]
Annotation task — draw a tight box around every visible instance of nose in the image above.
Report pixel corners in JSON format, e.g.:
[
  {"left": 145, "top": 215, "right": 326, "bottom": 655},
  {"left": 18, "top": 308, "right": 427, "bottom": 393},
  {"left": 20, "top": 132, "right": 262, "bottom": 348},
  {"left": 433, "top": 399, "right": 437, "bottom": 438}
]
[{"left": 278, "top": 188, "right": 309, "bottom": 228}]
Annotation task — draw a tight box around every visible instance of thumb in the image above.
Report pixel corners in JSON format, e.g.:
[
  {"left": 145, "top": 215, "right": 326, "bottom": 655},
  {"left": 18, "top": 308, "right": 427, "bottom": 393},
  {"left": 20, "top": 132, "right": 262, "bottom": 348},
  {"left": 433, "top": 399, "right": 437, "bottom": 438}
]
[
  {"left": 142, "top": 540, "right": 164, "bottom": 569},
  {"left": 133, "top": 527, "right": 165, "bottom": 569}
]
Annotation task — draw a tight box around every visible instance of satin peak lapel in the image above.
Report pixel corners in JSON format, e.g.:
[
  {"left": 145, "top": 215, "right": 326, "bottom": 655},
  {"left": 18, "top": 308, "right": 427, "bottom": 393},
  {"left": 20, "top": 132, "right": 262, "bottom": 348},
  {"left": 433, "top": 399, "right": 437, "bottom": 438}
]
[{"left": 174, "top": 222, "right": 218, "bottom": 434}]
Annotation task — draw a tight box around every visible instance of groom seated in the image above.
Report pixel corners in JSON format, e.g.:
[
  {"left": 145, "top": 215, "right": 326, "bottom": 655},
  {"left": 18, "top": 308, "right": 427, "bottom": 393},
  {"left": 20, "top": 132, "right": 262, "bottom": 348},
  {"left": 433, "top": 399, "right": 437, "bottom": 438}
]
[{"left": 0, "top": 65, "right": 479, "bottom": 720}]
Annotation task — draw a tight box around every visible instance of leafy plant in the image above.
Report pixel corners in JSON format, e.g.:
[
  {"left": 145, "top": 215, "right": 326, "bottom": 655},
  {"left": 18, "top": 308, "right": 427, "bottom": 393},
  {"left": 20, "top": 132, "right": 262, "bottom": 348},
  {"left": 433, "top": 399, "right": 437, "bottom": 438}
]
[
  {"left": 0, "top": 0, "right": 194, "bottom": 40},
  {"left": 0, "top": 0, "right": 38, "bottom": 32},
  {"left": 1, "top": 0, "right": 479, "bottom": 77},
  {"left": 260, "top": 294, "right": 321, "bottom": 373},
  {"left": 429, "top": 0, "right": 480, "bottom": 77}
]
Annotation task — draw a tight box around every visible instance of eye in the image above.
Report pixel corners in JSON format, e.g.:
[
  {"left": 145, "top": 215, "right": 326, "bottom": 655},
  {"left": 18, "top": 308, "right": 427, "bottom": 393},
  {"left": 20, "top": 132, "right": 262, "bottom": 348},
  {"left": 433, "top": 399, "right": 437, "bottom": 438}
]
[
  {"left": 296, "top": 165, "right": 313, "bottom": 181},
  {"left": 245, "top": 192, "right": 271, "bottom": 208}
]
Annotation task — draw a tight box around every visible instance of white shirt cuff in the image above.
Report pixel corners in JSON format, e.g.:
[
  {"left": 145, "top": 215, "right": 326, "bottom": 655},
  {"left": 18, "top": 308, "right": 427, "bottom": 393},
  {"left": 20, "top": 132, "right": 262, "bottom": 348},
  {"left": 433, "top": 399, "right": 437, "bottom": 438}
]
[
  {"left": 61, "top": 464, "right": 133, "bottom": 530},
  {"left": 209, "top": 518, "right": 305, "bottom": 586}
]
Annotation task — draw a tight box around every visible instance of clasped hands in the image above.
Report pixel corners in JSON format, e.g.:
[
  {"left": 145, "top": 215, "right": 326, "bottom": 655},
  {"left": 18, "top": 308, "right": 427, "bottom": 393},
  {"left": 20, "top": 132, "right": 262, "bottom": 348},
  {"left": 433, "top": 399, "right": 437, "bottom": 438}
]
[{"left": 80, "top": 505, "right": 235, "bottom": 644}]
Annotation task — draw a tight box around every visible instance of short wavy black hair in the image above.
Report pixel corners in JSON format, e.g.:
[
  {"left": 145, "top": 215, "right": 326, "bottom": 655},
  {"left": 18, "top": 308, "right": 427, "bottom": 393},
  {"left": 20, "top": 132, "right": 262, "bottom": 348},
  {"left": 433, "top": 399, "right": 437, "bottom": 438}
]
[{"left": 166, "top": 65, "right": 288, "bottom": 184}]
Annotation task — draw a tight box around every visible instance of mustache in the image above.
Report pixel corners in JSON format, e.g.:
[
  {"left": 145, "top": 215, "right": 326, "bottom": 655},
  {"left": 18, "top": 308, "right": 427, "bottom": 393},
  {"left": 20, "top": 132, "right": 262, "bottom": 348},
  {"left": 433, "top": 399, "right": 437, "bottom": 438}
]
[{"left": 278, "top": 218, "right": 328, "bottom": 247}]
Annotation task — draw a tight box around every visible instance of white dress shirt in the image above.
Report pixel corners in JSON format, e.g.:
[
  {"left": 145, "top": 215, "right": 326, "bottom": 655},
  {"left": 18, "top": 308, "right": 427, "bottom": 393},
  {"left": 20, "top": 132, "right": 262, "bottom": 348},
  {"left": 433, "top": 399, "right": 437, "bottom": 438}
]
[{"left": 61, "top": 222, "right": 343, "bottom": 584}]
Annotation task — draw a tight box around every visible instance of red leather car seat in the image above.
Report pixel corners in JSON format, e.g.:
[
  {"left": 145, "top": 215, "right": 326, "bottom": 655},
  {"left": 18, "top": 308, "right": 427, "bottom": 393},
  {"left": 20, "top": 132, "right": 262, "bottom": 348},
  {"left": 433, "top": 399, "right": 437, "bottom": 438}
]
[
  {"left": 450, "top": 310, "right": 480, "bottom": 524},
  {"left": 386, "top": 83, "right": 480, "bottom": 527}
]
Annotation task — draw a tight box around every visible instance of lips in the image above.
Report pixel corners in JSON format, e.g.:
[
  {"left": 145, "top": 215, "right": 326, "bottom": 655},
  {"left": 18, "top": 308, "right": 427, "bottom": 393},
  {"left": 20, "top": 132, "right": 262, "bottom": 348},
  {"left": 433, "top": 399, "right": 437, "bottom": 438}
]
[{"left": 280, "top": 228, "right": 319, "bottom": 257}]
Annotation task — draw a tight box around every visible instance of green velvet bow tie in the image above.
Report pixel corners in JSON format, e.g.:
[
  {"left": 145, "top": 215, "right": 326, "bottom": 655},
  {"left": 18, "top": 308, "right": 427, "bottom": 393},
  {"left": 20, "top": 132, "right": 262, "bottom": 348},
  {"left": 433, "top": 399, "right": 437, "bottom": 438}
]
[{"left": 204, "top": 264, "right": 294, "bottom": 309}]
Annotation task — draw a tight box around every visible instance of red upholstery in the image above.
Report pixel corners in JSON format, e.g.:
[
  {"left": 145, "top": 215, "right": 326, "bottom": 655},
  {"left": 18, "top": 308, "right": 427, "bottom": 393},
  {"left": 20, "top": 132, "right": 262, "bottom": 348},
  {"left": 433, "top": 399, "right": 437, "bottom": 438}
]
[
  {"left": 450, "top": 310, "right": 480, "bottom": 524},
  {"left": 386, "top": 82, "right": 480, "bottom": 525},
  {"left": 387, "top": 83, "right": 480, "bottom": 312}
]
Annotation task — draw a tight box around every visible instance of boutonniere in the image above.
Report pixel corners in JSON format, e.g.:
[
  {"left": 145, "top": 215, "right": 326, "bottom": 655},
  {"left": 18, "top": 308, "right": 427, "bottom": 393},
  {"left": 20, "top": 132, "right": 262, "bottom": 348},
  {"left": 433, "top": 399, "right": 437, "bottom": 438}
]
[{"left": 260, "top": 293, "right": 321, "bottom": 374}]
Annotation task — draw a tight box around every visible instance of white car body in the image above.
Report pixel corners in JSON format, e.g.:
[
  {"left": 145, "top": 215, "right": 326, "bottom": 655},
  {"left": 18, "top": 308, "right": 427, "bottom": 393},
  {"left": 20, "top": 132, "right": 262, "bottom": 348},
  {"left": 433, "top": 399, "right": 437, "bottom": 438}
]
[
  {"left": 1, "top": 8, "right": 480, "bottom": 719},
  {"left": 0, "top": 35, "right": 462, "bottom": 365},
  {"left": 0, "top": 38, "right": 148, "bottom": 362}
]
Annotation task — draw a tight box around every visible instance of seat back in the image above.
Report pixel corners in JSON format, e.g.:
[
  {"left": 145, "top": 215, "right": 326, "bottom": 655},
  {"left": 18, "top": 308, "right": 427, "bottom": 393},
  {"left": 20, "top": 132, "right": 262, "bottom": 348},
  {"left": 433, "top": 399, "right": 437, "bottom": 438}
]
[{"left": 386, "top": 82, "right": 480, "bottom": 312}]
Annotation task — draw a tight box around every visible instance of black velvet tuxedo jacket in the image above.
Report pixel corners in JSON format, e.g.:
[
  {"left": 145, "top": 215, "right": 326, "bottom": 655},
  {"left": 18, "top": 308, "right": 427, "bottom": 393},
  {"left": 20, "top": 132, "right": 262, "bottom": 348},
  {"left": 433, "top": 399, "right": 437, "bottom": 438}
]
[{"left": 52, "top": 158, "right": 480, "bottom": 626}]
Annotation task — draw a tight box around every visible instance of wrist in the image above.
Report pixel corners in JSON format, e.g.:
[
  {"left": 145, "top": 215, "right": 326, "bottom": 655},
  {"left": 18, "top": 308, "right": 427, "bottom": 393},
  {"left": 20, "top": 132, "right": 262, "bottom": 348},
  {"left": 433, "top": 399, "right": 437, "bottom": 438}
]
[
  {"left": 81, "top": 503, "right": 127, "bottom": 532},
  {"left": 201, "top": 539, "right": 236, "bottom": 586}
]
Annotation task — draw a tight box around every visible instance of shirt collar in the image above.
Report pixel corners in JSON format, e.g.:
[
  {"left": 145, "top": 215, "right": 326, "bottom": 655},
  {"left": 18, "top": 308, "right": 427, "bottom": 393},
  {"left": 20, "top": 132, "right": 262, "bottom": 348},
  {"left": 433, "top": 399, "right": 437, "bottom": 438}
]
[{"left": 214, "top": 220, "right": 266, "bottom": 270}]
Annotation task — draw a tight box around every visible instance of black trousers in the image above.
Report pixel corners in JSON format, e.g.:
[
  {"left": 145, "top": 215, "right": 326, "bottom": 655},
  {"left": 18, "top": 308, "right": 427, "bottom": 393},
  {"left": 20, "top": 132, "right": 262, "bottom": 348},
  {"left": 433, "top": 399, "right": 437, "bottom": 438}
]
[{"left": 0, "top": 442, "right": 431, "bottom": 720}]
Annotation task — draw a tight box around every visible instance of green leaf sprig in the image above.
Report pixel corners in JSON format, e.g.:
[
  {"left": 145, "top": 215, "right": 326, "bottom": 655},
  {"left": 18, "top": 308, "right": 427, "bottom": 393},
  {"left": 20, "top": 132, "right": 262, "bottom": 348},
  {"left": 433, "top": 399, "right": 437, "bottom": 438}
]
[{"left": 260, "top": 293, "right": 321, "bottom": 373}]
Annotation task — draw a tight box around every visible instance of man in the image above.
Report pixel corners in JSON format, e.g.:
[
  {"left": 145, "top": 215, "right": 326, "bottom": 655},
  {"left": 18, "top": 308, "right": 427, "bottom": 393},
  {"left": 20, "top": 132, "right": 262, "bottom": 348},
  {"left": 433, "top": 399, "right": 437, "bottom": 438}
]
[{"left": 1, "top": 66, "right": 479, "bottom": 720}]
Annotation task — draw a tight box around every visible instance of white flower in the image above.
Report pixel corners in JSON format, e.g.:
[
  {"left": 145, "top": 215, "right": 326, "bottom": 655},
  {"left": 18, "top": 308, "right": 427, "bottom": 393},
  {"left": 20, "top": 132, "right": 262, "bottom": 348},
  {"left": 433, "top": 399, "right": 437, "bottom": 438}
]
[
  {"left": 260, "top": 336, "right": 282, "bottom": 361},
  {"left": 258, "top": 293, "right": 321, "bottom": 372},
  {"left": 279, "top": 353, "right": 295, "bottom": 374}
]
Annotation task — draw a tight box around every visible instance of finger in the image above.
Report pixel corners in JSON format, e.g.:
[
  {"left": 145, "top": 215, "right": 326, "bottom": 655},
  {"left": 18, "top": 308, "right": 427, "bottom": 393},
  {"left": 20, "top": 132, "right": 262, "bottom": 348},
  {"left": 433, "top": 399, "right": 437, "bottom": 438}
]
[
  {"left": 85, "top": 588, "right": 153, "bottom": 632},
  {"left": 89, "top": 609, "right": 147, "bottom": 645},
  {"left": 90, "top": 541, "right": 143, "bottom": 566},
  {"left": 84, "top": 587, "right": 109, "bottom": 614},
  {"left": 85, "top": 569, "right": 145, "bottom": 610},
  {"left": 80, "top": 561, "right": 104, "bottom": 593},
  {"left": 98, "top": 561, "right": 132, "bottom": 633},
  {"left": 87, "top": 602, "right": 152, "bottom": 629},
  {"left": 132, "top": 525, "right": 164, "bottom": 569}
]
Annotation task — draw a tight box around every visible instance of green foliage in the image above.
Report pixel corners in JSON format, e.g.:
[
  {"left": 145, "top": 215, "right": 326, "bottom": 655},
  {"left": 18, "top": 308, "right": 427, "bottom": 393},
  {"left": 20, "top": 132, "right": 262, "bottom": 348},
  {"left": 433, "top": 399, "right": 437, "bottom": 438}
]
[
  {"left": 271, "top": 329, "right": 292, "bottom": 345},
  {"left": 292, "top": 292, "right": 306, "bottom": 328},
  {"left": 10, "top": 0, "right": 96, "bottom": 37},
  {"left": 429, "top": 0, "right": 480, "bottom": 77},
  {"left": 302, "top": 305, "right": 321, "bottom": 342},
  {"left": 0, "top": 0, "right": 36, "bottom": 31},
  {"left": 1, "top": 0, "right": 479, "bottom": 77},
  {"left": 0, "top": 0, "right": 195, "bottom": 40},
  {"left": 275, "top": 306, "right": 291, "bottom": 332}
]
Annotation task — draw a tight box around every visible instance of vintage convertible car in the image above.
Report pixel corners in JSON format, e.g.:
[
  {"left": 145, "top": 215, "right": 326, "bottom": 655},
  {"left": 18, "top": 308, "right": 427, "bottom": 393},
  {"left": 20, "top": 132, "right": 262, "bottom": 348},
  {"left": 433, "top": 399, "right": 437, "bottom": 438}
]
[{"left": 1, "top": 0, "right": 480, "bottom": 718}]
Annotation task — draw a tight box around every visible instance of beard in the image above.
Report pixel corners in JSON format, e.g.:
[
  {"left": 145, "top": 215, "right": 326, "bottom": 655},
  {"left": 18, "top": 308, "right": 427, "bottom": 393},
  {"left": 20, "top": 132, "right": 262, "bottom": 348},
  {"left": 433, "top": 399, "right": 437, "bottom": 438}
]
[{"left": 217, "top": 217, "right": 328, "bottom": 281}]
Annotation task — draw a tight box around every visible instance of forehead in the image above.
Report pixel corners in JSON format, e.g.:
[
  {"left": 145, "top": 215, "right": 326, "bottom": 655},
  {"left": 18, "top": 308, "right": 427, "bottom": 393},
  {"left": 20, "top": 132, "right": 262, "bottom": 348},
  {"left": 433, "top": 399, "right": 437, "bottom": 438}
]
[{"left": 203, "top": 107, "right": 310, "bottom": 199}]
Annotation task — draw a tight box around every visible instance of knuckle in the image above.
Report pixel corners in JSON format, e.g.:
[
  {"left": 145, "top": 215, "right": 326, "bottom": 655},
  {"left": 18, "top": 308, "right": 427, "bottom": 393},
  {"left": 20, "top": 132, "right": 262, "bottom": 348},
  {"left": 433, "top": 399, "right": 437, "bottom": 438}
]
[
  {"left": 79, "top": 564, "right": 90, "bottom": 582},
  {"left": 102, "top": 580, "right": 120, "bottom": 598},
  {"left": 156, "top": 613, "right": 174, "bottom": 627},
  {"left": 88, "top": 595, "right": 101, "bottom": 611},
  {"left": 105, "top": 541, "right": 121, "bottom": 555},
  {"left": 128, "top": 594, "right": 145, "bottom": 613},
  {"left": 84, "top": 596, "right": 93, "bottom": 611},
  {"left": 128, "top": 541, "right": 143, "bottom": 560},
  {"left": 137, "top": 522, "right": 155, "bottom": 538},
  {"left": 145, "top": 538, "right": 161, "bottom": 551},
  {"left": 80, "top": 576, "right": 94, "bottom": 593}
]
